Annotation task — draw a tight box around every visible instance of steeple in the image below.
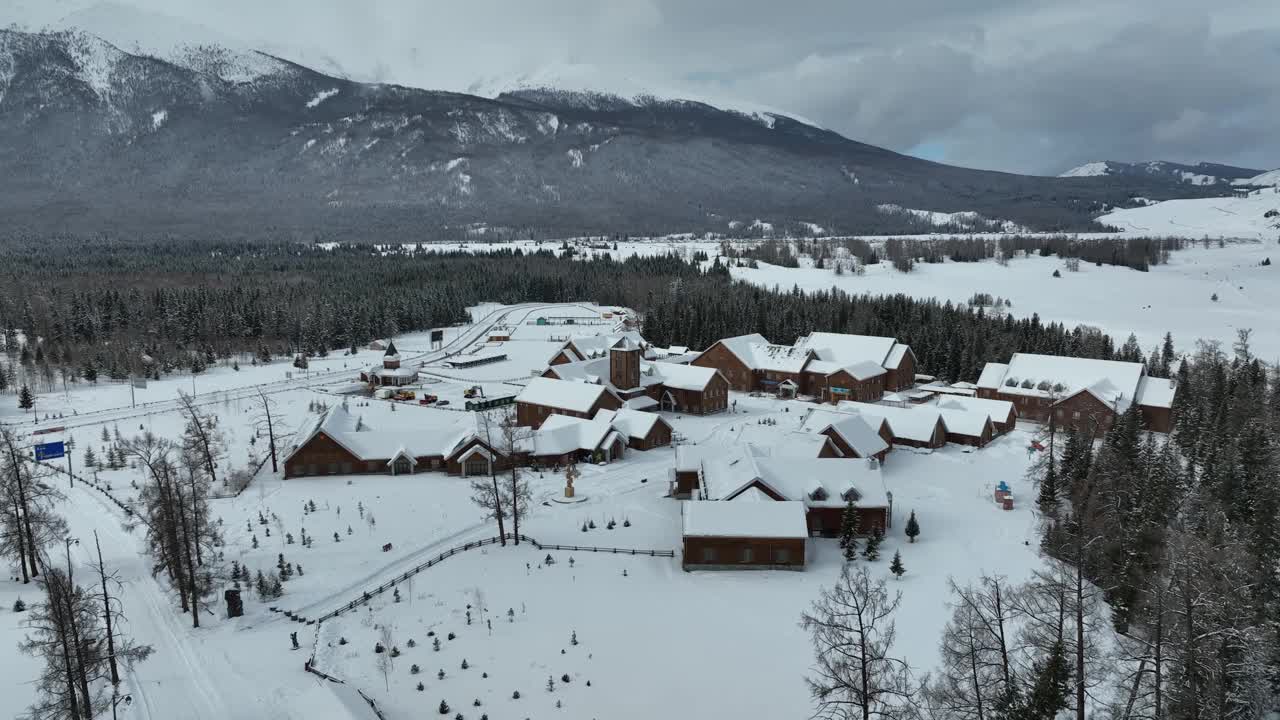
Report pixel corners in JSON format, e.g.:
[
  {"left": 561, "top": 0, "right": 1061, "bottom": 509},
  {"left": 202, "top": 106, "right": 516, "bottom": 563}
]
[{"left": 383, "top": 340, "right": 401, "bottom": 369}]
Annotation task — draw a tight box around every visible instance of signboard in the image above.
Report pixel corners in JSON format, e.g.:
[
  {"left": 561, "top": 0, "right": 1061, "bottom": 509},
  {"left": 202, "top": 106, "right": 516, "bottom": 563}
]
[
  {"left": 32, "top": 426, "right": 65, "bottom": 436},
  {"left": 831, "top": 386, "right": 850, "bottom": 394},
  {"left": 34, "top": 441, "right": 65, "bottom": 461},
  {"left": 132, "top": 378, "right": 148, "bottom": 389},
  {"left": 430, "top": 329, "right": 444, "bottom": 343}
]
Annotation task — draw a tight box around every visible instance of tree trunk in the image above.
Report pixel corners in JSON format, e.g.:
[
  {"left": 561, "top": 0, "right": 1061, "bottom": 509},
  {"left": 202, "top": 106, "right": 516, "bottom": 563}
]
[
  {"left": 263, "top": 395, "right": 278, "bottom": 474},
  {"left": 1075, "top": 551, "right": 1086, "bottom": 720},
  {"left": 175, "top": 487, "right": 201, "bottom": 628},
  {"left": 5, "top": 437, "right": 40, "bottom": 579},
  {"left": 489, "top": 470, "right": 505, "bottom": 545},
  {"left": 509, "top": 468, "right": 520, "bottom": 546},
  {"left": 95, "top": 532, "right": 120, "bottom": 685},
  {"left": 10, "top": 493, "right": 29, "bottom": 584}
]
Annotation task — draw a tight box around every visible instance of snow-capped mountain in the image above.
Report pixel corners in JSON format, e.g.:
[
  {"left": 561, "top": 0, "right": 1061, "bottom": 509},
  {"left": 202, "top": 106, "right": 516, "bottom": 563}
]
[
  {"left": 1058, "top": 160, "right": 1262, "bottom": 186},
  {"left": 0, "top": 28, "right": 1228, "bottom": 238},
  {"left": 1233, "top": 168, "right": 1280, "bottom": 187}
]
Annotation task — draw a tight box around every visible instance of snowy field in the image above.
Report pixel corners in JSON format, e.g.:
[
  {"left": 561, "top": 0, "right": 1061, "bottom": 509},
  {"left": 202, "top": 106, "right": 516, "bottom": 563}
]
[
  {"left": 728, "top": 240, "right": 1280, "bottom": 360},
  {"left": 1098, "top": 187, "right": 1280, "bottom": 240},
  {"left": 307, "top": 426, "right": 1043, "bottom": 720}
]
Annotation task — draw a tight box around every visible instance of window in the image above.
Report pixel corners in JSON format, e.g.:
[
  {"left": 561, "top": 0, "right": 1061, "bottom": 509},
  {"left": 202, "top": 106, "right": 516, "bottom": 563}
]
[
  {"left": 465, "top": 456, "right": 489, "bottom": 476},
  {"left": 328, "top": 463, "right": 339, "bottom": 475},
  {"left": 341, "top": 463, "right": 352, "bottom": 475},
  {"left": 1073, "top": 411, "right": 1081, "bottom": 420},
  {"left": 701, "top": 547, "right": 715, "bottom": 563},
  {"left": 741, "top": 547, "right": 754, "bottom": 563},
  {"left": 774, "top": 548, "right": 790, "bottom": 564}
]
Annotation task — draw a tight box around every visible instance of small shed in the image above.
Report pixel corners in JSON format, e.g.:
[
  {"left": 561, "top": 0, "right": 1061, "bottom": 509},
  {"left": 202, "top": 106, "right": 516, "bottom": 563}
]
[{"left": 681, "top": 501, "right": 808, "bottom": 571}]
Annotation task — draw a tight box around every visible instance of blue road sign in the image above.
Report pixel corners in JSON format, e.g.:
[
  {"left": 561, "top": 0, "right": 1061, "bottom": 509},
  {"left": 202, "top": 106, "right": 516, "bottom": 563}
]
[{"left": 34, "top": 441, "right": 65, "bottom": 461}]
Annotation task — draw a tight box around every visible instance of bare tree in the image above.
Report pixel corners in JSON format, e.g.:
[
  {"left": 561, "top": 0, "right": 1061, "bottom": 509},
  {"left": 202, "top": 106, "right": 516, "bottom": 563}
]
[
  {"left": 799, "top": 564, "right": 917, "bottom": 720},
  {"left": 472, "top": 411, "right": 507, "bottom": 545},
  {"left": 122, "top": 433, "right": 220, "bottom": 628},
  {"left": 88, "top": 530, "right": 153, "bottom": 688},
  {"left": 253, "top": 388, "right": 282, "bottom": 475},
  {"left": 928, "top": 576, "right": 1020, "bottom": 720},
  {"left": 176, "top": 390, "right": 225, "bottom": 489},
  {"left": 376, "top": 623, "right": 395, "bottom": 692},
  {"left": 497, "top": 408, "right": 533, "bottom": 545},
  {"left": 1, "top": 428, "right": 66, "bottom": 583}
]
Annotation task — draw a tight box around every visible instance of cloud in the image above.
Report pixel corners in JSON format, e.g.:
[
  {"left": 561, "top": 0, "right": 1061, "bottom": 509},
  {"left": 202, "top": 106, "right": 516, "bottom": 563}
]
[{"left": 7, "top": 0, "right": 1278, "bottom": 173}]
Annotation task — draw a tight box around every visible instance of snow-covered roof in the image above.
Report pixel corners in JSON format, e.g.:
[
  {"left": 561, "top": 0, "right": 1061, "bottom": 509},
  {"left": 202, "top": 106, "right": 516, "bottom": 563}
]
[
  {"left": 811, "top": 412, "right": 890, "bottom": 458},
  {"left": 938, "top": 396, "right": 1016, "bottom": 423},
  {"left": 383, "top": 339, "right": 400, "bottom": 360},
  {"left": 516, "top": 376, "right": 612, "bottom": 413},
  {"left": 1135, "top": 376, "right": 1177, "bottom": 409},
  {"left": 976, "top": 363, "right": 1009, "bottom": 390},
  {"left": 747, "top": 431, "right": 837, "bottom": 459},
  {"left": 748, "top": 457, "right": 888, "bottom": 509},
  {"left": 996, "top": 353, "right": 1146, "bottom": 412},
  {"left": 593, "top": 408, "right": 667, "bottom": 440},
  {"left": 367, "top": 364, "right": 419, "bottom": 378},
  {"left": 951, "top": 381, "right": 979, "bottom": 390},
  {"left": 624, "top": 396, "right": 659, "bottom": 411},
  {"left": 796, "top": 332, "right": 897, "bottom": 367},
  {"left": 285, "top": 405, "right": 482, "bottom": 465},
  {"left": 565, "top": 331, "right": 648, "bottom": 360},
  {"left": 611, "top": 336, "right": 640, "bottom": 352},
  {"left": 746, "top": 343, "right": 813, "bottom": 373},
  {"left": 936, "top": 407, "right": 992, "bottom": 437},
  {"left": 837, "top": 402, "right": 944, "bottom": 443},
  {"left": 885, "top": 344, "right": 912, "bottom": 369},
  {"left": 682, "top": 500, "right": 808, "bottom": 539},
  {"left": 652, "top": 361, "right": 721, "bottom": 391},
  {"left": 713, "top": 333, "right": 771, "bottom": 366},
  {"left": 844, "top": 360, "right": 888, "bottom": 381},
  {"left": 524, "top": 414, "right": 620, "bottom": 456}
]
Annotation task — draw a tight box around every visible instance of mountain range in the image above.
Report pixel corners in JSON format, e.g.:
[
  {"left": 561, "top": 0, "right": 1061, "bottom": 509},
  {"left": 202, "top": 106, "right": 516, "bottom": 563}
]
[
  {"left": 1058, "top": 160, "right": 1265, "bottom": 187},
  {"left": 0, "top": 28, "right": 1241, "bottom": 239}
]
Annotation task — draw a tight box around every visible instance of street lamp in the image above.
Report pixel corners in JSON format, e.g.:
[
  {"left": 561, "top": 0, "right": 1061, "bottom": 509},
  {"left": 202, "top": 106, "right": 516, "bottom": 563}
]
[
  {"left": 64, "top": 537, "right": 80, "bottom": 585},
  {"left": 111, "top": 692, "right": 132, "bottom": 720}
]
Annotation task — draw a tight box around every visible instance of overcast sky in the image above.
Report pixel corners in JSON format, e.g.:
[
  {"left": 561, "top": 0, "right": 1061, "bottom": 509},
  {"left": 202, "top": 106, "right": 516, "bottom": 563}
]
[{"left": 10, "top": 0, "right": 1280, "bottom": 174}]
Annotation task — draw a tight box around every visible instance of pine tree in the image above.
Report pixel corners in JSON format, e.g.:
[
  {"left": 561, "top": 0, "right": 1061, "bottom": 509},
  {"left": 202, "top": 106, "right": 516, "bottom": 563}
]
[
  {"left": 18, "top": 384, "right": 33, "bottom": 411},
  {"left": 862, "top": 530, "right": 882, "bottom": 561},
  {"left": 83, "top": 446, "right": 97, "bottom": 468},
  {"left": 889, "top": 551, "right": 905, "bottom": 579},
  {"left": 904, "top": 510, "right": 920, "bottom": 543},
  {"left": 1037, "top": 453, "right": 1059, "bottom": 517},
  {"left": 838, "top": 497, "right": 860, "bottom": 561}
]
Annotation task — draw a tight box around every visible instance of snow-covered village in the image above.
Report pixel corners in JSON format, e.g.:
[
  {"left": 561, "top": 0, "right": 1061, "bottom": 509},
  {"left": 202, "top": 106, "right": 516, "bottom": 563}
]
[{"left": 2, "top": 3, "right": 1280, "bottom": 720}]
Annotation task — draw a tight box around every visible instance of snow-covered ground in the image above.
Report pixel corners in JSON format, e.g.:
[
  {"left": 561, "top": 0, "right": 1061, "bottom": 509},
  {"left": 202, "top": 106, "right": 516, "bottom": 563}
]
[
  {"left": 728, "top": 240, "right": 1280, "bottom": 360},
  {"left": 1098, "top": 187, "right": 1280, "bottom": 239},
  {"left": 307, "top": 420, "right": 1042, "bottom": 720}
]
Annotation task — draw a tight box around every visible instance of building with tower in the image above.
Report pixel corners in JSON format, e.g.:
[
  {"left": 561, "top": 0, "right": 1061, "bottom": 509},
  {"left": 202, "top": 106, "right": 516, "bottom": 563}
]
[{"left": 360, "top": 340, "right": 420, "bottom": 387}]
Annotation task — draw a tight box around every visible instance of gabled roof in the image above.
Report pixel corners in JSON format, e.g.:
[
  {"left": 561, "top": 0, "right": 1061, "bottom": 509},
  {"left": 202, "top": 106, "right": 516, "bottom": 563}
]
[
  {"left": 976, "top": 362, "right": 1009, "bottom": 390},
  {"left": 383, "top": 339, "right": 400, "bottom": 360},
  {"left": 988, "top": 353, "right": 1145, "bottom": 412},
  {"left": 524, "top": 414, "right": 621, "bottom": 457},
  {"left": 885, "top": 344, "right": 913, "bottom": 369},
  {"left": 838, "top": 402, "right": 944, "bottom": 444},
  {"left": 844, "top": 360, "right": 888, "bottom": 382},
  {"left": 746, "top": 343, "right": 814, "bottom": 373},
  {"left": 285, "top": 405, "right": 488, "bottom": 465},
  {"left": 563, "top": 332, "right": 649, "bottom": 360},
  {"left": 652, "top": 361, "right": 722, "bottom": 391},
  {"left": 516, "top": 377, "right": 613, "bottom": 413},
  {"left": 796, "top": 332, "right": 897, "bottom": 367},
  {"left": 814, "top": 412, "right": 891, "bottom": 458},
  {"left": 936, "top": 407, "right": 993, "bottom": 437},
  {"left": 938, "top": 396, "right": 1016, "bottom": 423},
  {"left": 682, "top": 500, "right": 808, "bottom": 539},
  {"left": 593, "top": 408, "right": 669, "bottom": 440},
  {"left": 712, "top": 333, "right": 771, "bottom": 367},
  {"left": 1135, "top": 375, "right": 1177, "bottom": 409}
]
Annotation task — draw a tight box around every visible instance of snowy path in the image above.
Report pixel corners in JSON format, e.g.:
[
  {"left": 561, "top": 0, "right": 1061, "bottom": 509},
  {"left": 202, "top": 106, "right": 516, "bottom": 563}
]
[{"left": 57, "top": 482, "right": 360, "bottom": 719}]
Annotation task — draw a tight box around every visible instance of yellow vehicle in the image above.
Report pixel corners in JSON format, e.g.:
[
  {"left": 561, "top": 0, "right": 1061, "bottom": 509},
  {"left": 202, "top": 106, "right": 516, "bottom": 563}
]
[{"left": 394, "top": 390, "right": 416, "bottom": 401}]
